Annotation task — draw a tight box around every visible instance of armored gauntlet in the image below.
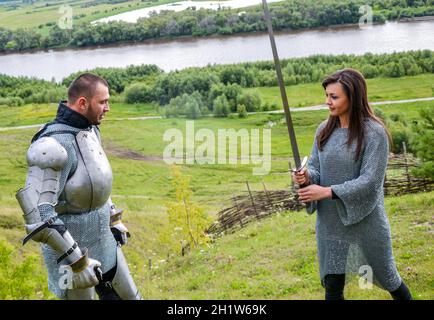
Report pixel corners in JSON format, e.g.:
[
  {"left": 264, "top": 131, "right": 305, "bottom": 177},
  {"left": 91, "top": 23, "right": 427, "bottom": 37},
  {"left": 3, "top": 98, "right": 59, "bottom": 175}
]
[{"left": 108, "top": 198, "right": 130, "bottom": 246}]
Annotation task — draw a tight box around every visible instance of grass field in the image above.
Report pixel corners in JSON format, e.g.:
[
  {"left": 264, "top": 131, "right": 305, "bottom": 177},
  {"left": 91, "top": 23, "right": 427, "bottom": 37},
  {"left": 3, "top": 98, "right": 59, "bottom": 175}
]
[
  {"left": 131, "top": 191, "right": 433, "bottom": 300},
  {"left": 245, "top": 74, "right": 434, "bottom": 108},
  {"left": 0, "top": 102, "right": 160, "bottom": 127},
  {"left": 0, "top": 0, "right": 180, "bottom": 33},
  {"left": 0, "top": 74, "right": 432, "bottom": 299}
]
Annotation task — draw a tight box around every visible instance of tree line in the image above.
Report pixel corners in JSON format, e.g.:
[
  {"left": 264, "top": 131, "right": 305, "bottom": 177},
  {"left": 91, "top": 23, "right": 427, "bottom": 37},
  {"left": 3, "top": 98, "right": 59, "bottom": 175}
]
[
  {"left": 0, "top": 0, "right": 433, "bottom": 52},
  {"left": 121, "top": 50, "right": 434, "bottom": 119},
  {"left": 1, "top": 50, "right": 432, "bottom": 111},
  {"left": 0, "top": 64, "right": 161, "bottom": 106}
]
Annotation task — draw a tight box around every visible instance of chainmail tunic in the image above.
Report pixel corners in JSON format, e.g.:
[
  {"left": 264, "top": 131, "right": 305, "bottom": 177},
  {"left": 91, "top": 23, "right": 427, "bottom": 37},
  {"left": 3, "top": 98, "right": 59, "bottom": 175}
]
[
  {"left": 306, "top": 118, "right": 402, "bottom": 291},
  {"left": 29, "top": 123, "right": 117, "bottom": 299}
]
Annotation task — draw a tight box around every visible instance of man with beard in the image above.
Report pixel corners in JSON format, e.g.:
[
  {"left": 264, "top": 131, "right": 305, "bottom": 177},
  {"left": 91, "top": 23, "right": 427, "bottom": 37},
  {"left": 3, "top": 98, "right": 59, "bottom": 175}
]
[{"left": 16, "top": 73, "right": 142, "bottom": 300}]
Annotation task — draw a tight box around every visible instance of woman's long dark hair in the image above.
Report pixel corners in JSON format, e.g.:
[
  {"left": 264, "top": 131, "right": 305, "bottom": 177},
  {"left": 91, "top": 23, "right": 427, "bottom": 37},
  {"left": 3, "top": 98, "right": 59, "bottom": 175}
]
[{"left": 318, "top": 68, "right": 391, "bottom": 161}]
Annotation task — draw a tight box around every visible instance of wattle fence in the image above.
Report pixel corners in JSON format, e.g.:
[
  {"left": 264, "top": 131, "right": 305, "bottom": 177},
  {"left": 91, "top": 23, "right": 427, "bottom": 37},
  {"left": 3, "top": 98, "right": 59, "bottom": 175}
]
[{"left": 207, "top": 151, "right": 433, "bottom": 236}]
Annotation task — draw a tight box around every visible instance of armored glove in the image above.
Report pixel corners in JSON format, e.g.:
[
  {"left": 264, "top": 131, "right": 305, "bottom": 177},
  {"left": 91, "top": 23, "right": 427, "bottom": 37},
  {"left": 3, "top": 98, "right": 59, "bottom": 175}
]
[
  {"left": 111, "top": 221, "right": 130, "bottom": 246},
  {"left": 108, "top": 199, "right": 131, "bottom": 246},
  {"left": 68, "top": 248, "right": 102, "bottom": 289}
]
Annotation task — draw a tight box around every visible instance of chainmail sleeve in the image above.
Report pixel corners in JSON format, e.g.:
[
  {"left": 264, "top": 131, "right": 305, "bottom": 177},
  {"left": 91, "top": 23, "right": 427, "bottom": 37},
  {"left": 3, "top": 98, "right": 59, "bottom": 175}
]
[
  {"left": 331, "top": 122, "right": 389, "bottom": 226},
  {"left": 305, "top": 122, "right": 326, "bottom": 214}
]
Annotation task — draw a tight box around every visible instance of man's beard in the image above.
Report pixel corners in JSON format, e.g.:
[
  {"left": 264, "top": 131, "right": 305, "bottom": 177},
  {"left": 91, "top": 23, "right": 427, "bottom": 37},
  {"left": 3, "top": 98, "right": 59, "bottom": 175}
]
[{"left": 85, "top": 106, "right": 101, "bottom": 125}]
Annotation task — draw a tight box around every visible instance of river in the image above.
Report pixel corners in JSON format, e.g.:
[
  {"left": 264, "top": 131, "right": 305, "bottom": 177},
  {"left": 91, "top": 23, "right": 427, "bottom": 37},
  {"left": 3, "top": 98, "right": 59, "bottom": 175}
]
[{"left": 0, "top": 20, "right": 433, "bottom": 82}]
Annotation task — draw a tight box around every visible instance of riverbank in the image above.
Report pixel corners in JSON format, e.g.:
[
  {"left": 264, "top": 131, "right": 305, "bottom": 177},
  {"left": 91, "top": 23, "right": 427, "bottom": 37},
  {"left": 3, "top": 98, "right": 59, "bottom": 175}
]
[
  {"left": 1, "top": 23, "right": 433, "bottom": 82},
  {"left": 398, "top": 15, "right": 434, "bottom": 22},
  {"left": 1, "top": 0, "right": 433, "bottom": 55},
  {"left": 0, "top": 18, "right": 392, "bottom": 57},
  {"left": 0, "top": 16, "right": 428, "bottom": 57}
]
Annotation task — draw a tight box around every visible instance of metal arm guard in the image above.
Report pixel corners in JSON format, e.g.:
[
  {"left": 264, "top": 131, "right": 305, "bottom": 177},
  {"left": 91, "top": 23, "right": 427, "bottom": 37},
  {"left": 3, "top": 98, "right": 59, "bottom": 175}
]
[{"left": 15, "top": 137, "right": 82, "bottom": 264}]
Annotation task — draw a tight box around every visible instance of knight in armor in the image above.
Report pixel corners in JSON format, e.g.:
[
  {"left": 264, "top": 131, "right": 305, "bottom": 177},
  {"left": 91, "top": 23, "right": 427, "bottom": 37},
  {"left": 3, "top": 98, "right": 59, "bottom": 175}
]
[{"left": 15, "top": 73, "right": 142, "bottom": 300}]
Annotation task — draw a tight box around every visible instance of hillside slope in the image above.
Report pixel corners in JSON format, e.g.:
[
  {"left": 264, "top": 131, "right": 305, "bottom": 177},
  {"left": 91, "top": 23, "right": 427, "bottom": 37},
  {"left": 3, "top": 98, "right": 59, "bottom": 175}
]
[{"left": 124, "top": 191, "right": 433, "bottom": 300}]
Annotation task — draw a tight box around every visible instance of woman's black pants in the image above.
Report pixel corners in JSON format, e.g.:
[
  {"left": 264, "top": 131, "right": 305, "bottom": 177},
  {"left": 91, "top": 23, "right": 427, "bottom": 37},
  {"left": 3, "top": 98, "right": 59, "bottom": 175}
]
[{"left": 323, "top": 274, "right": 412, "bottom": 300}]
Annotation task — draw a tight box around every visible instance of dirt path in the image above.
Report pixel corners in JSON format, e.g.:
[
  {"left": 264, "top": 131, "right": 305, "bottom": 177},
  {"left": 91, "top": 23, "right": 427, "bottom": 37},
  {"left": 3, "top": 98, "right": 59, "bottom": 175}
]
[
  {"left": 104, "top": 140, "right": 162, "bottom": 161},
  {"left": 1, "top": 97, "right": 432, "bottom": 132}
]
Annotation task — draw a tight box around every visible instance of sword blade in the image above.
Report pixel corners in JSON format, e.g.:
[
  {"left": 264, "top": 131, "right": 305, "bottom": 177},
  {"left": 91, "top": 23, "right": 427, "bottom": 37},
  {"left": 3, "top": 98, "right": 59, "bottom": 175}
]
[{"left": 261, "top": 0, "right": 301, "bottom": 169}]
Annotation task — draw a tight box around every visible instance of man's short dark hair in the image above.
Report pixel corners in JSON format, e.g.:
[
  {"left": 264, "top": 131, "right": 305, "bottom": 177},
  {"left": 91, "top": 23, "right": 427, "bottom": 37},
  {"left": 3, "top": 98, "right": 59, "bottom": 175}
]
[{"left": 67, "top": 73, "right": 109, "bottom": 104}]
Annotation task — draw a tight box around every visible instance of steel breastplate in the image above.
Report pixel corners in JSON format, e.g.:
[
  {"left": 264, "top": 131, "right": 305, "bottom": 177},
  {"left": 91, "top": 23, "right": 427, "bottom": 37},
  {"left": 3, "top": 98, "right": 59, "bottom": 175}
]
[{"left": 56, "top": 128, "right": 113, "bottom": 214}]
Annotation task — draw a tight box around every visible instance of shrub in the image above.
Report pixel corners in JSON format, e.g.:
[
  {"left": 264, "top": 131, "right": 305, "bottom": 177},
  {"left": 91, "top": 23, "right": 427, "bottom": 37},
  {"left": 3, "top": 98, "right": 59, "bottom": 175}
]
[
  {"left": 124, "top": 83, "right": 154, "bottom": 104},
  {"left": 0, "top": 239, "right": 52, "bottom": 299},
  {"left": 237, "top": 104, "right": 247, "bottom": 118},
  {"left": 160, "top": 166, "right": 212, "bottom": 256},
  {"left": 410, "top": 106, "right": 434, "bottom": 179},
  {"left": 373, "top": 107, "right": 387, "bottom": 124},
  {"left": 164, "top": 92, "right": 204, "bottom": 119},
  {"left": 390, "top": 113, "right": 406, "bottom": 123},
  {"left": 389, "top": 122, "right": 413, "bottom": 154},
  {"left": 0, "top": 97, "right": 24, "bottom": 106},
  {"left": 213, "top": 95, "right": 230, "bottom": 117},
  {"left": 238, "top": 92, "right": 261, "bottom": 112}
]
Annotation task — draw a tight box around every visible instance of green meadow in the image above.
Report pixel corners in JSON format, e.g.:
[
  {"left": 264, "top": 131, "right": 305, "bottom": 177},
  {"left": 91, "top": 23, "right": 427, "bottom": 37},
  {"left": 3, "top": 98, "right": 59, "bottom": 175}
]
[
  {"left": 0, "top": 75, "right": 432, "bottom": 299},
  {"left": 0, "top": 0, "right": 180, "bottom": 34},
  {"left": 246, "top": 73, "right": 434, "bottom": 107}
]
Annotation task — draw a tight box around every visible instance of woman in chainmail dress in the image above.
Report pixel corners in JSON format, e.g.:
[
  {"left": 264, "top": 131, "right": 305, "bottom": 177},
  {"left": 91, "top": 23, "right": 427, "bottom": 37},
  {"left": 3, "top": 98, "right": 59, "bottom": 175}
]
[{"left": 292, "top": 68, "right": 412, "bottom": 300}]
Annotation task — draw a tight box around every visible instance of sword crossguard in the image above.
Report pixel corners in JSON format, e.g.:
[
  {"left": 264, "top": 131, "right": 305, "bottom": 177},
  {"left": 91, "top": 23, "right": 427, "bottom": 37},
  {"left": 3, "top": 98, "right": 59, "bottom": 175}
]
[{"left": 291, "top": 156, "right": 308, "bottom": 173}]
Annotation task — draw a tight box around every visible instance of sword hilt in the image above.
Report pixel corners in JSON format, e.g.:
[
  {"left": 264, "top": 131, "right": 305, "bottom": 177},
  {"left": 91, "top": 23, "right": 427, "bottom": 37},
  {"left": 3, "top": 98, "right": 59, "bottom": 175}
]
[
  {"left": 291, "top": 156, "right": 309, "bottom": 196},
  {"left": 94, "top": 266, "right": 103, "bottom": 282},
  {"left": 291, "top": 156, "right": 308, "bottom": 173}
]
